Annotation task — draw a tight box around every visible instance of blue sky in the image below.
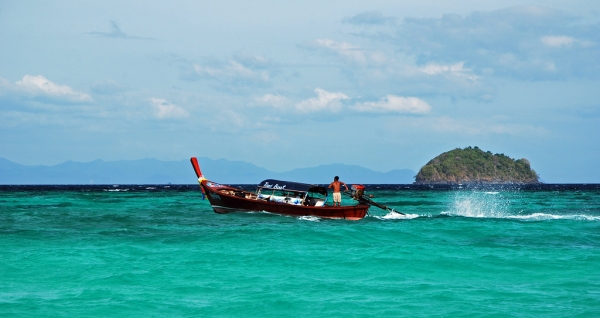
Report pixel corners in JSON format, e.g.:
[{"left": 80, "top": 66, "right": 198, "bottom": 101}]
[{"left": 1, "top": 1, "right": 599, "bottom": 182}]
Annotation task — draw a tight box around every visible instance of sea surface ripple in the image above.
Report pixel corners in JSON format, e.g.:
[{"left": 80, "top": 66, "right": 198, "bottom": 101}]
[{"left": 1, "top": 184, "right": 599, "bottom": 317}]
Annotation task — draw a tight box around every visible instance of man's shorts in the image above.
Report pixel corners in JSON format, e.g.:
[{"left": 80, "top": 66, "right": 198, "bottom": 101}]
[{"left": 333, "top": 192, "right": 342, "bottom": 203}]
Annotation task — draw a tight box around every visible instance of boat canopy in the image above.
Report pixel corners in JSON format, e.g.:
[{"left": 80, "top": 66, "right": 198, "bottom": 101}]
[{"left": 258, "top": 179, "right": 328, "bottom": 196}]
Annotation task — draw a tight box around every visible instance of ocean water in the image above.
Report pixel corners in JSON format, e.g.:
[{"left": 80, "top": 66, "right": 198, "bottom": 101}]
[{"left": 1, "top": 184, "right": 599, "bottom": 317}]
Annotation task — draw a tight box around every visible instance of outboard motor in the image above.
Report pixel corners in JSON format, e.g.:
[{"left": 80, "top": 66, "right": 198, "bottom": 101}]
[
  {"left": 350, "top": 184, "right": 365, "bottom": 200},
  {"left": 349, "top": 184, "right": 406, "bottom": 215}
]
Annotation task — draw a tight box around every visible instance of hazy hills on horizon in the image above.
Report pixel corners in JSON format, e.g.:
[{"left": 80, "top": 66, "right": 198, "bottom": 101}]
[{"left": 0, "top": 157, "right": 416, "bottom": 185}]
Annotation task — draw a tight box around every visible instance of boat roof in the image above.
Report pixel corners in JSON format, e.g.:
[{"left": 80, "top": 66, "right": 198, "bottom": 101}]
[{"left": 258, "top": 179, "right": 328, "bottom": 196}]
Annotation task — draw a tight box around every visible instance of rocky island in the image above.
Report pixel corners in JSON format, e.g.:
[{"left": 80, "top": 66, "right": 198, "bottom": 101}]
[{"left": 415, "top": 146, "right": 539, "bottom": 184}]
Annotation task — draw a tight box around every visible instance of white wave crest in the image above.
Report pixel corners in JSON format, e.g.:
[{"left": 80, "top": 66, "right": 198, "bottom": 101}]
[
  {"left": 507, "top": 213, "right": 600, "bottom": 221},
  {"left": 298, "top": 216, "right": 321, "bottom": 222},
  {"left": 442, "top": 210, "right": 600, "bottom": 221},
  {"left": 374, "top": 211, "right": 419, "bottom": 220}
]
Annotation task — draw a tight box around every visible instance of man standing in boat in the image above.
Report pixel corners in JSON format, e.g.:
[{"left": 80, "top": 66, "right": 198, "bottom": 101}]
[{"left": 329, "top": 176, "right": 349, "bottom": 207}]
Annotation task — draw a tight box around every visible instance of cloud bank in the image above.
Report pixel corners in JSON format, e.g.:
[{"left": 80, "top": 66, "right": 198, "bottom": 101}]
[
  {"left": 1, "top": 75, "right": 92, "bottom": 104},
  {"left": 149, "top": 98, "right": 189, "bottom": 120},
  {"left": 375, "top": 6, "right": 600, "bottom": 80},
  {"left": 351, "top": 95, "right": 431, "bottom": 114},
  {"left": 256, "top": 90, "right": 432, "bottom": 116},
  {"left": 295, "top": 88, "right": 348, "bottom": 113},
  {"left": 184, "top": 52, "right": 276, "bottom": 92}
]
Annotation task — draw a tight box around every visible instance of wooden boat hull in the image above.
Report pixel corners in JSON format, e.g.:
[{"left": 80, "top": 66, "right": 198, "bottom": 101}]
[{"left": 200, "top": 181, "right": 369, "bottom": 220}]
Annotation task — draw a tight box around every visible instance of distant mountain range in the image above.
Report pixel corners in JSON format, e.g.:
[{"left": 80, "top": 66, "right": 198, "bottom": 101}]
[{"left": 0, "top": 157, "right": 416, "bottom": 185}]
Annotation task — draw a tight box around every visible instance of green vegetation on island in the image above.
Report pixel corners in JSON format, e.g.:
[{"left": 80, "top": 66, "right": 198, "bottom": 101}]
[{"left": 415, "top": 146, "right": 539, "bottom": 184}]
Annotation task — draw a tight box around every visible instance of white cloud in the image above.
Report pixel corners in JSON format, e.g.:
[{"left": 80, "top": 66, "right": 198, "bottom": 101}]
[
  {"left": 420, "top": 62, "right": 480, "bottom": 82},
  {"left": 189, "top": 54, "right": 273, "bottom": 90},
  {"left": 301, "top": 38, "right": 388, "bottom": 65},
  {"left": 351, "top": 95, "right": 431, "bottom": 114},
  {"left": 540, "top": 36, "right": 575, "bottom": 48},
  {"left": 539, "top": 35, "right": 595, "bottom": 49},
  {"left": 255, "top": 94, "right": 288, "bottom": 108},
  {"left": 295, "top": 88, "right": 348, "bottom": 113},
  {"left": 205, "top": 108, "right": 256, "bottom": 133},
  {"left": 193, "top": 60, "right": 264, "bottom": 79},
  {"left": 312, "top": 39, "right": 366, "bottom": 63},
  {"left": 420, "top": 62, "right": 465, "bottom": 75},
  {"left": 149, "top": 98, "right": 189, "bottom": 119},
  {"left": 377, "top": 6, "right": 600, "bottom": 80},
  {"left": 13, "top": 75, "right": 92, "bottom": 103},
  {"left": 228, "top": 61, "right": 262, "bottom": 79},
  {"left": 233, "top": 51, "right": 273, "bottom": 69}
]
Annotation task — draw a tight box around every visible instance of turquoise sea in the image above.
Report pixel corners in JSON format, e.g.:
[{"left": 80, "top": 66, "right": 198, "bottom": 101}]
[{"left": 1, "top": 184, "right": 599, "bottom": 317}]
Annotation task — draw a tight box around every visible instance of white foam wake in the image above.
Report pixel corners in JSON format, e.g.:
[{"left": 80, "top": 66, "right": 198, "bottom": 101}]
[
  {"left": 374, "top": 211, "right": 419, "bottom": 220},
  {"left": 442, "top": 210, "right": 600, "bottom": 221},
  {"left": 297, "top": 216, "right": 321, "bottom": 222},
  {"left": 507, "top": 213, "right": 600, "bottom": 221}
]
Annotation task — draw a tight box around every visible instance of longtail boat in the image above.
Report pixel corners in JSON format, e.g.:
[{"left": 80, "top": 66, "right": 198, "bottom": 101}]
[{"left": 190, "top": 157, "right": 402, "bottom": 220}]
